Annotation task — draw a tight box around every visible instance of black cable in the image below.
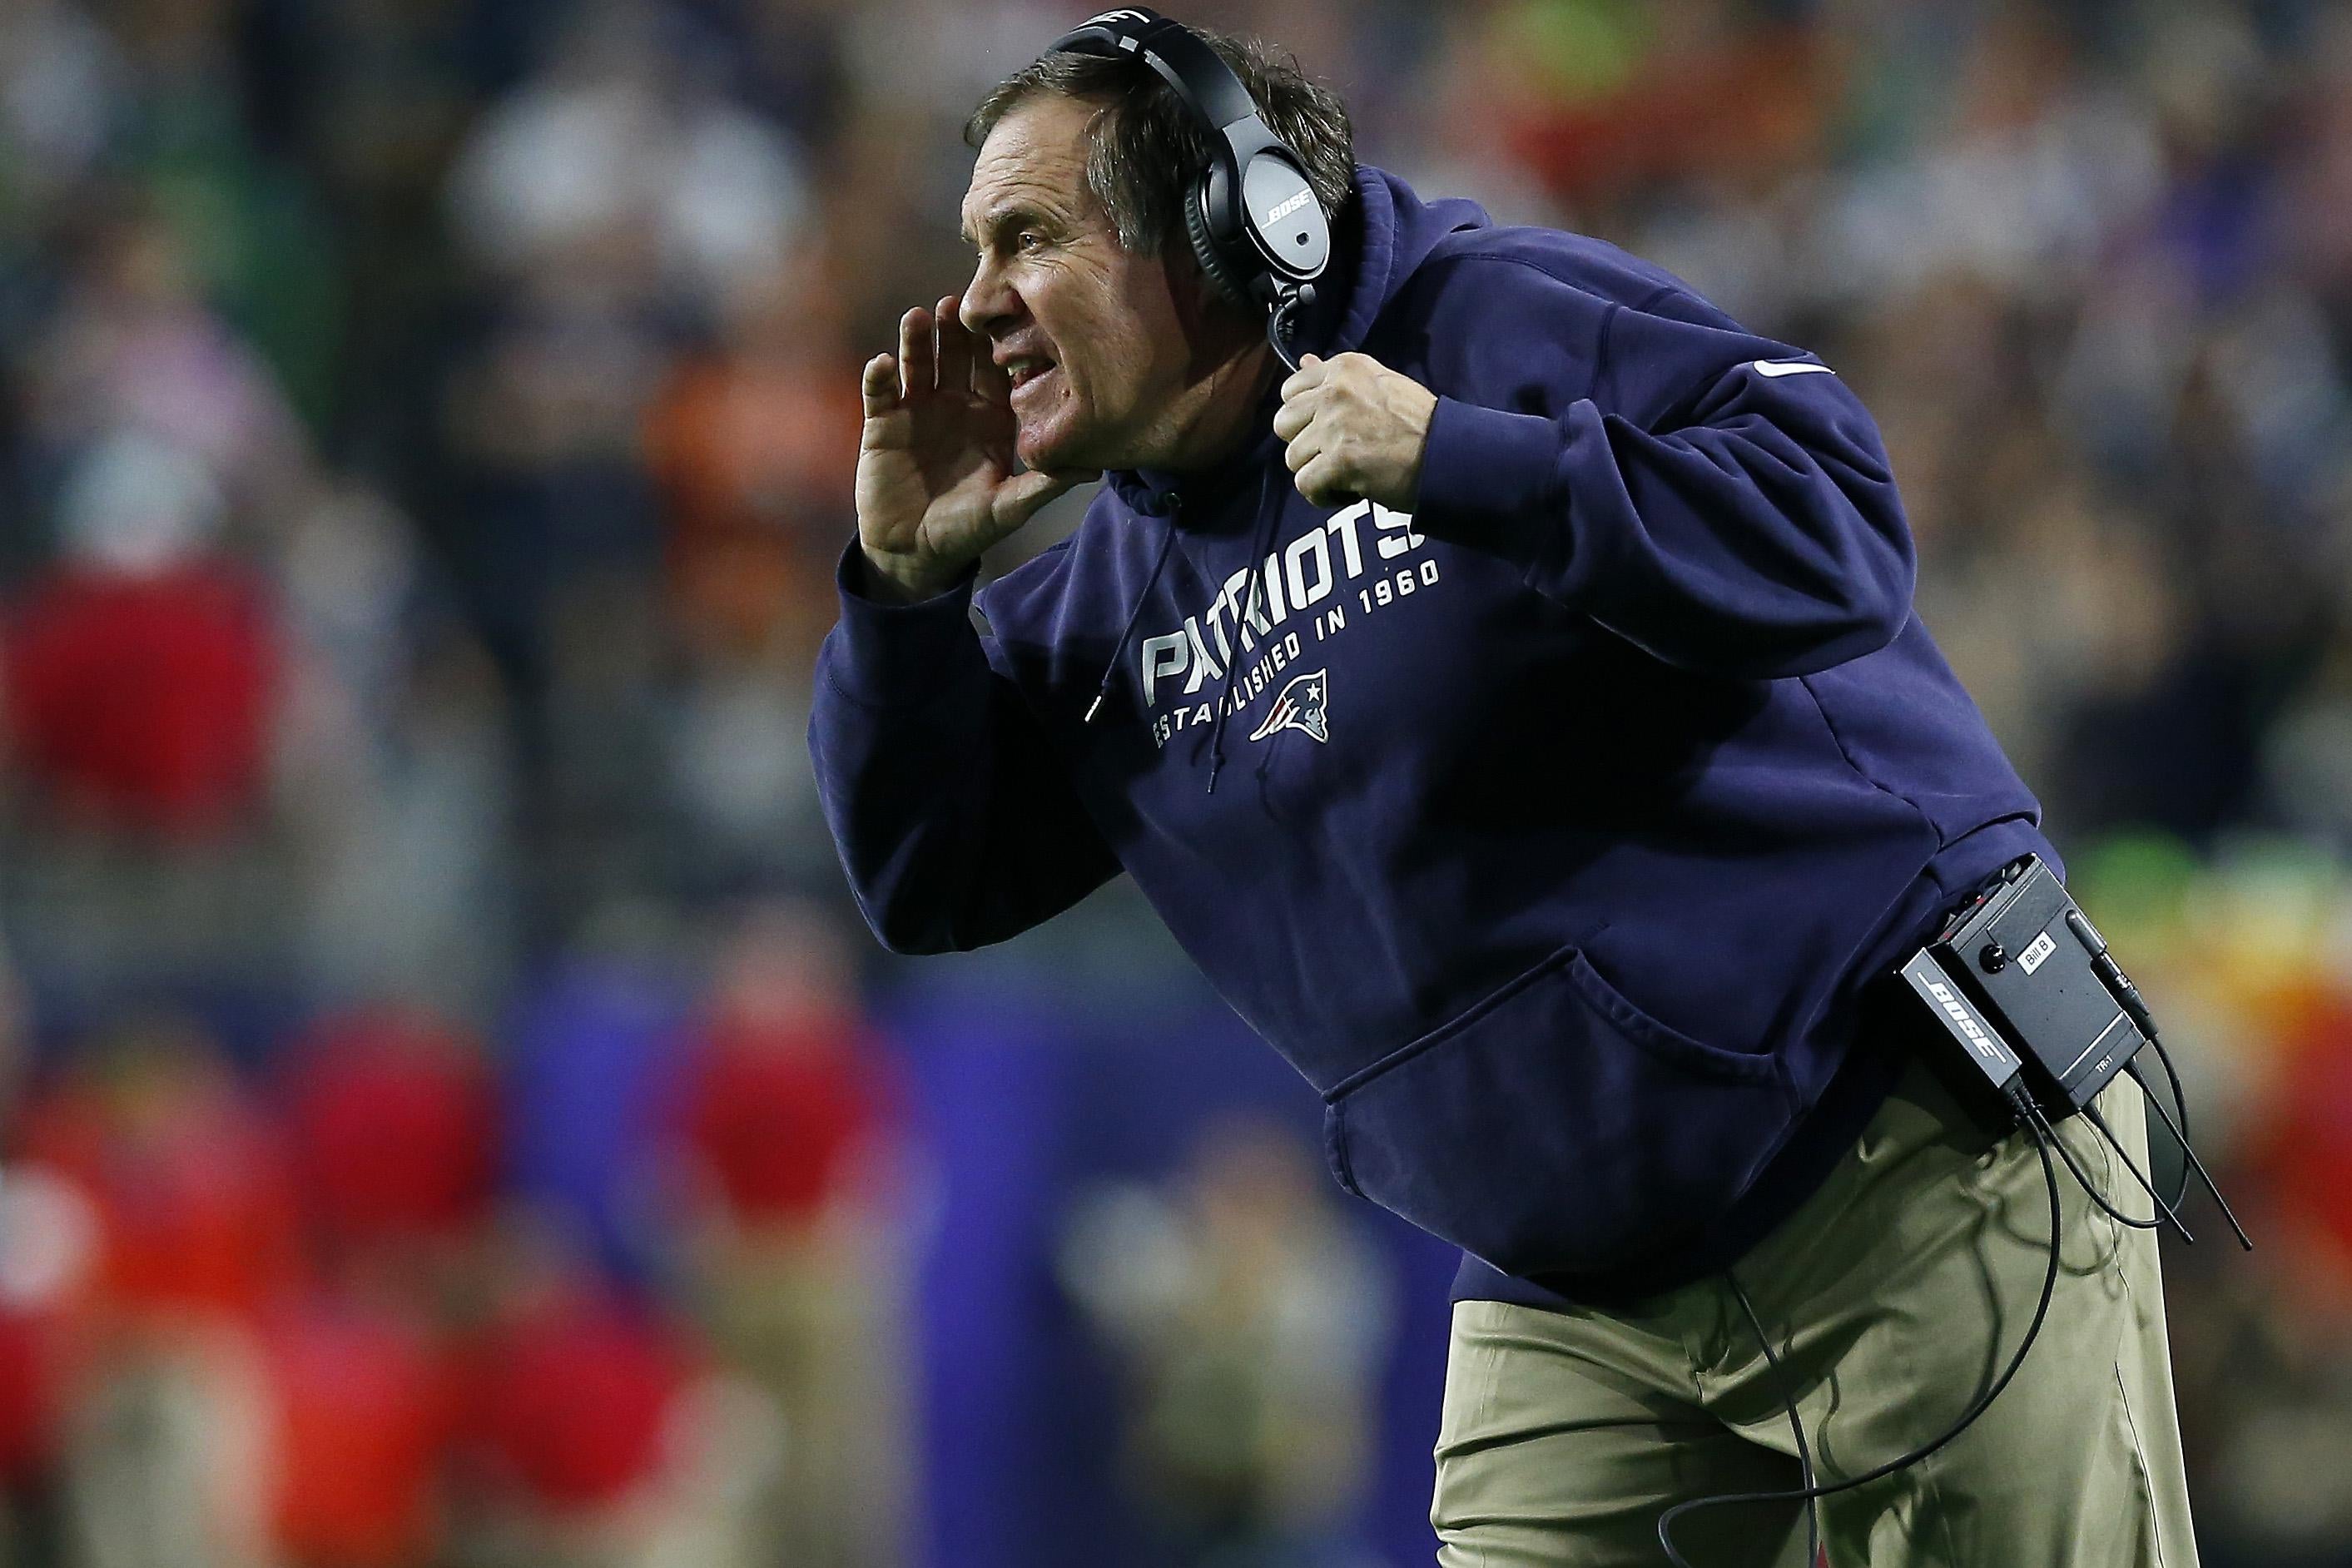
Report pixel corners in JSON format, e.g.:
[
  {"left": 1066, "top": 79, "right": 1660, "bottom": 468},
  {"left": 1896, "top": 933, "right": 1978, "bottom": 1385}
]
[
  {"left": 2124, "top": 1056, "right": 2253, "bottom": 1251},
  {"left": 2124, "top": 1044, "right": 2192, "bottom": 1213},
  {"left": 1657, "top": 1099, "right": 2064, "bottom": 1568},
  {"left": 2079, "top": 1101, "right": 2196, "bottom": 1243},
  {"left": 1267, "top": 289, "right": 1309, "bottom": 373},
  {"left": 1726, "top": 1273, "right": 1819, "bottom": 1568},
  {"left": 2023, "top": 1099, "right": 2187, "bottom": 1242}
]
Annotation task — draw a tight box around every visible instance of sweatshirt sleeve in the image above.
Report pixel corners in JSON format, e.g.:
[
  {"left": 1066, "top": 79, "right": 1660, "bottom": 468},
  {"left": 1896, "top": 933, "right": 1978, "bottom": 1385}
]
[
  {"left": 1411, "top": 270, "right": 1916, "bottom": 681},
  {"left": 807, "top": 542, "right": 1121, "bottom": 954}
]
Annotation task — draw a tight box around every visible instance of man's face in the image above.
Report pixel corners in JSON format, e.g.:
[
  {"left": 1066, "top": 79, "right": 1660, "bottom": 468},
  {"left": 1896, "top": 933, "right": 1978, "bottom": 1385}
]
[{"left": 959, "top": 96, "right": 1196, "bottom": 473}]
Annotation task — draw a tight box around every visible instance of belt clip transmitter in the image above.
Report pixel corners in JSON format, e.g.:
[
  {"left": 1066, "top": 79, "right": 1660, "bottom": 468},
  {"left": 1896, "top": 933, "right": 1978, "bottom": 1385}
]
[
  {"left": 1901, "top": 854, "right": 2143, "bottom": 1119},
  {"left": 1900, "top": 851, "right": 2250, "bottom": 1249}
]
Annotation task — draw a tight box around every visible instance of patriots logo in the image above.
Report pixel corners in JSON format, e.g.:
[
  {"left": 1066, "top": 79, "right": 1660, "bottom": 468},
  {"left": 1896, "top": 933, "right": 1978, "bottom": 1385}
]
[{"left": 1248, "top": 669, "right": 1330, "bottom": 745}]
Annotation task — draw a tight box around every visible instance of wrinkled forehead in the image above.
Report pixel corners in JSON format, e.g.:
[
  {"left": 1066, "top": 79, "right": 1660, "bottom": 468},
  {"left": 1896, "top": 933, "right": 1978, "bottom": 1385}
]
[{"left": 960, "top": 95, "right": 1104, "bottom": 239}]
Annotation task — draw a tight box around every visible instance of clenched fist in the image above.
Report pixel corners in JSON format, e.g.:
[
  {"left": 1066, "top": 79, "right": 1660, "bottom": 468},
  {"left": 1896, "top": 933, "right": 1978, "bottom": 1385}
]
[{"left": 1273, "top": 352, "right": 1438, "bottom": 510}]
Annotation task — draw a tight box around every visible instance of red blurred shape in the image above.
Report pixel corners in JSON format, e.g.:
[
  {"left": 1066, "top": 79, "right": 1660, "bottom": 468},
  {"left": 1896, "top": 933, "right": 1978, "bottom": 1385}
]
[
  {"left": 681, "top": 1011, "right": 890, "bottom": 1225},
  {"left": 464, "top": 1284, "right": 693, "bottom": 1511},
  {"left": 0, "top": 1305, "right": 66, "bottom": 1483},
  {"left": 5, "top": 563, "right": 278, "bottom": 838},
  {"left": 2257, "top": 988, "right": 2352, "bottom": 1279},
  {"left": 282, "top": 1009, "right": 498, "bottom": 1248},
  {"left": 265, "top": 1292, "right": 450, "bottom": 1567},
  {"left": 17, "top": 1039, "right": 301, "bottom": 1323}
]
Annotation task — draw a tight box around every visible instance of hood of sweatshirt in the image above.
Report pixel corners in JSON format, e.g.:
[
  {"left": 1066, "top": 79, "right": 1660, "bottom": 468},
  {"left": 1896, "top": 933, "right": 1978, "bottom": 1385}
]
[{"left": 1103, "top": 167, "right": 1491, "bottom": 528}]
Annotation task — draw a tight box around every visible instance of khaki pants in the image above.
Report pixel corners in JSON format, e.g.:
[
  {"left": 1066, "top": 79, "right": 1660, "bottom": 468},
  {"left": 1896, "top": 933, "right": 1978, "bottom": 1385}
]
[{"left": 1432, "top": 1056, "right": 2198, "bottom": 1566}]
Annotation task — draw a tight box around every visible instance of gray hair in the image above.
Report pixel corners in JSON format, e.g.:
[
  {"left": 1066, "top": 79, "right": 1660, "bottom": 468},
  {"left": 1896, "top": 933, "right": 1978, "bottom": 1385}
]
[{"left": 965, "top": 27, "right": 1356, "bottom": 263}]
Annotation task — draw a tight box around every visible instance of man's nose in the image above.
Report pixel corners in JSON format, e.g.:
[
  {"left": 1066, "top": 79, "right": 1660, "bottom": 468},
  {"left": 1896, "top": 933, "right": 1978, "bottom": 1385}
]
[{"left": 960, "top": 256, "right": 1019, "bottom": 336}]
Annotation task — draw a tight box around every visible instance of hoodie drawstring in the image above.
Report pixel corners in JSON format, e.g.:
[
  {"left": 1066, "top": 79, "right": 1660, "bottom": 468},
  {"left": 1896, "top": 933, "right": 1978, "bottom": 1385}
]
[
  {"left": 1083, "top": 499, "right": 1182, "bottom": 726},
  {"left": 1205, "top": 463, "right": 1285, "bottom": 794}
]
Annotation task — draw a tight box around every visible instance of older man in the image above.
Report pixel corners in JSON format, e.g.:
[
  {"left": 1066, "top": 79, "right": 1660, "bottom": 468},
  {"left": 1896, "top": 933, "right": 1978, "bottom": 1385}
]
[{"left": 811, "top": 15, "right": 2197, "bottom": 1566}]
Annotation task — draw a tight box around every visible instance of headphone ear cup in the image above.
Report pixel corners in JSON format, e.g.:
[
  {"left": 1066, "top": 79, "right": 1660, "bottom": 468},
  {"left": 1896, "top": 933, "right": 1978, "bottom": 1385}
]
[{"left": 1185, "top": 180, "right": 1256, "bottom": 308}]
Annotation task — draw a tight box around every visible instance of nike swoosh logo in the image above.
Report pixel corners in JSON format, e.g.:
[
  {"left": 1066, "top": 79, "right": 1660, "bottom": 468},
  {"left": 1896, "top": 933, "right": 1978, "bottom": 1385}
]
[{"left": 1751, "top": 359, "right": 1834, "bottom": 378}]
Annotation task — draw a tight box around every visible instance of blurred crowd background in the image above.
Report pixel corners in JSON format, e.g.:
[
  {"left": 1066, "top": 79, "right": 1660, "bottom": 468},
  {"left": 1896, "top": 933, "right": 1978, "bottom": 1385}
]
[{"left": 2, "top": 0, "right": 2350, "bottom": 1563}]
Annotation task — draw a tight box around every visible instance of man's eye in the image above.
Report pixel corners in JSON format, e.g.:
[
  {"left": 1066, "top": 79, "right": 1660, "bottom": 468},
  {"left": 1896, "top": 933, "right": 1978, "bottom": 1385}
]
[{"left": 1016, "top": 231, "right": 1045, "bottom": 252}]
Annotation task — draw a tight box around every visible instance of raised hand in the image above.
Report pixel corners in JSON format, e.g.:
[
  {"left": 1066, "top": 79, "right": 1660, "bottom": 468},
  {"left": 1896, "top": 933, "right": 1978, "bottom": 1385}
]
[{"left": 855, "top": 293, "right": 1097, "bottom": 601}]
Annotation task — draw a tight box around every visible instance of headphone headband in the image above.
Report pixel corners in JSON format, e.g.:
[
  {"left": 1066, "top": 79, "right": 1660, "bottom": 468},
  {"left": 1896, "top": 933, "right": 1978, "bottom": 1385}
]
[{"left": 1048, "top": 9, "right": 1261, "bottom": 132}]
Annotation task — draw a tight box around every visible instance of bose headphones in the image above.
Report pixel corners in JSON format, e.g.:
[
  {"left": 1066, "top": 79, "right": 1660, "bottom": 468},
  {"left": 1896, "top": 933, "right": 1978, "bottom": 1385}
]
[{"left": 1040, "top": 7, "right": 1332, "bottom": 368}]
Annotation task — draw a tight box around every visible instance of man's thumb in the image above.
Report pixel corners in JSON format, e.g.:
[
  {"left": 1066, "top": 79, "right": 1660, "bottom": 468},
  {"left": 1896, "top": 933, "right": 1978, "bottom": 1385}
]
[{"left": 1000, "top": 466, "right": 1099, "bottom": 526}]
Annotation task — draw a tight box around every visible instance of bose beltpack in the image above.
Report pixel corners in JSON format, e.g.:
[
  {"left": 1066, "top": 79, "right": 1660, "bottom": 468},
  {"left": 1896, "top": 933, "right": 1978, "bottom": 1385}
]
[
  {"left": 1042, "top": 7, "right": 1331, "bottom": 370},
  {"left": 1900, "top": 853, "right": 2150, "bottom": 1118}
]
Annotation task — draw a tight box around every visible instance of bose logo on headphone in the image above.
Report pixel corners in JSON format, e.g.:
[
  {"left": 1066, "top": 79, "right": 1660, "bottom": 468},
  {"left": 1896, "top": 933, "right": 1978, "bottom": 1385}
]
[{"left": 1265, "top": 188, "right": 1315, "bottom": 224}]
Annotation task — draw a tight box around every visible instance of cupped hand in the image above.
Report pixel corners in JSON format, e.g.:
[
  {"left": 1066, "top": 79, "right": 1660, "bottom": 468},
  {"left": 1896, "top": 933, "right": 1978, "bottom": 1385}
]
[{"left": 854, "top": 294, "right": 1097, "bottom": 601}]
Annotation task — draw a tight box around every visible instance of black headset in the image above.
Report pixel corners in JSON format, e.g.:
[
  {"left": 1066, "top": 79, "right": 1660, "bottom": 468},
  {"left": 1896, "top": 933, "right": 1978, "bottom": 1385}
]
[{"left": 1040, "top": 7, "right": 1332, "bottom": 369}]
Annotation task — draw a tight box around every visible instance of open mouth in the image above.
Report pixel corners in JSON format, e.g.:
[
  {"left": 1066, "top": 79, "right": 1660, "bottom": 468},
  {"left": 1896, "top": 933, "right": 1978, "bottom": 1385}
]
[{"left": 1005, "top": 354, "right": 1058, "bottom": 393}]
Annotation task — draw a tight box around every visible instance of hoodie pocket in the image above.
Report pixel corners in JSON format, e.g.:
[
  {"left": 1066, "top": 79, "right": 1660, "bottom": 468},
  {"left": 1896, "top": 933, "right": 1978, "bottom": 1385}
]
[{"left": 1322, "top": 943, "right": 1799, "bottom": 1280}]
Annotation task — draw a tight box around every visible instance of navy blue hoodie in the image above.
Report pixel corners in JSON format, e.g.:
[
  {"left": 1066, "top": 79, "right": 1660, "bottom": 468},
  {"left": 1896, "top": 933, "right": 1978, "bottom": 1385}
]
[{"left": 810, "top": 167, "right": 2054, "bottom": 1310}]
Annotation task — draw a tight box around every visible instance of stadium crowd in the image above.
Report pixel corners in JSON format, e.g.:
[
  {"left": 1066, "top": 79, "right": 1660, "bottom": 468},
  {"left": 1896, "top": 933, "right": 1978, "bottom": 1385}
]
[{"left": 2, "top": 0, "right": 2350, "bottom": 1563}]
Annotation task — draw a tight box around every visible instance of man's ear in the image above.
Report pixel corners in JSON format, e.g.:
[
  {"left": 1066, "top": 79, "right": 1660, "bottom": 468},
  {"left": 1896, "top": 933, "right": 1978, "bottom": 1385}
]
[
  {"left": 1164, "top": 248, "right": 1256, "bottom": 375},
  {"left": 1164, "top": 246, "right": 1213, "bottom": 337}
]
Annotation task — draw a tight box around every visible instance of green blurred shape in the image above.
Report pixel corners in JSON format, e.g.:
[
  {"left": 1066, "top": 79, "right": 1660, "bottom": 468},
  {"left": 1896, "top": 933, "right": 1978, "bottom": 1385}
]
[
  {"left": 1492, "top": 0, "right": 1648, "bottom": 103},
  {"left": 133, "top": 68, "right": 343, "bottom": 436},
  {"left": 2066, "top": 830, "right": 2201, "bottom": 950}
]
